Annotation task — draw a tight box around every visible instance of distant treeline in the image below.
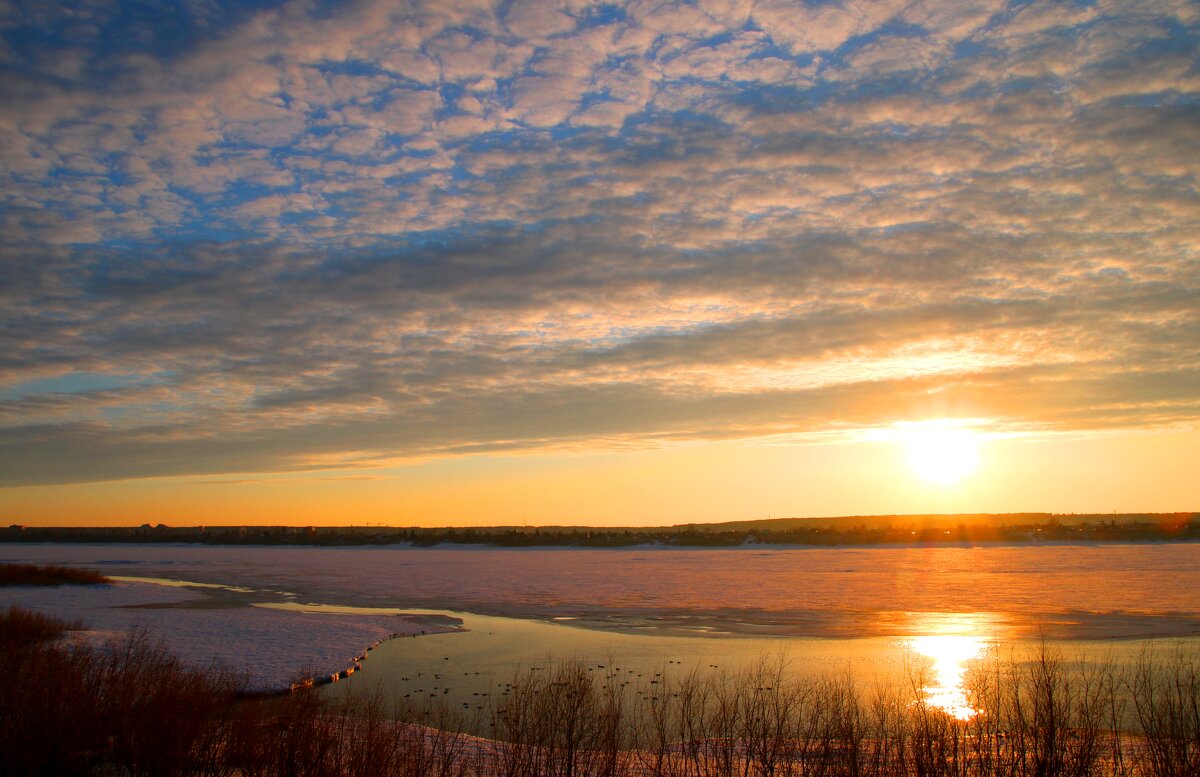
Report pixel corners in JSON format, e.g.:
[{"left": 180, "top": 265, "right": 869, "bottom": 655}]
[{"left": 2, "top": 513, "right": 1197, "bottom": 548}]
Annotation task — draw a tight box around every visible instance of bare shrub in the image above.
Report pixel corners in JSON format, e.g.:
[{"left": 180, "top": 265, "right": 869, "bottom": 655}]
[
  {"left": 0, "top": 608, "right": 243, "bottom": 777},
  {"left": 0, "top": 563, "right": 109, "bottom": 586},
  {"left": 3, "top": 606, "right": 1199, "bottom": 777},
  {"left": 1126, "top": 647, "right": 1200, "bottom": 777}
]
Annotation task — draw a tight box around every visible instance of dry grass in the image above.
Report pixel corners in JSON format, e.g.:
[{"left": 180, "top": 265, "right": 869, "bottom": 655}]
[
  {"left": 0, "top": 606, "right": 246, "bottom": 776},
  {"left": 1, "top": 605, "right": 1197, "bottom": 776},
  {"left": 0, "top": 562, "right": 110, "bottom": 586}
]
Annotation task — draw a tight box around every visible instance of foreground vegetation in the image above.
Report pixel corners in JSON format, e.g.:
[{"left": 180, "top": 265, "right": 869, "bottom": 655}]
[
  {"left": 0, "top": 562, "right": 109, "bottom": 586},
  {"left": 2, "top": 606, "right": 1198, "bottom": 776}
]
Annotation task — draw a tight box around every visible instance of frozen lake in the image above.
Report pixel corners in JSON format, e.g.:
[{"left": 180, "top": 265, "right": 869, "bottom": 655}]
[
  {"left": 3, "top": 542, "right": 1198, "bottom": 703},
  {"left": 5, "top": 542, "right": 1199, "bottom": 636}
]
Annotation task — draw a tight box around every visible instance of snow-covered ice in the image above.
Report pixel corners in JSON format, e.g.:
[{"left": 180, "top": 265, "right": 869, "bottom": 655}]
[{"left": 1, "top": 580, "right": 460, "bottom": 690}]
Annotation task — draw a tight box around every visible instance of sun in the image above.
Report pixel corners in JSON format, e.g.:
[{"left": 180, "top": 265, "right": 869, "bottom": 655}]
[{"left": 898, "top": 421, "right": 980, "bottom": 485}]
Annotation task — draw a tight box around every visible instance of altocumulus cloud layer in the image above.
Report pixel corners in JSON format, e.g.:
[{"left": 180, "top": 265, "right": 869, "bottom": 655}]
[{"left": 0, "top": 0, "right": 1197, "bottom": 486}]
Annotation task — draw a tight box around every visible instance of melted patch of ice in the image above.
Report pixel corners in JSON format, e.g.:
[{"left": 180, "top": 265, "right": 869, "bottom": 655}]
[{"left": 109, "top": 575, "right": 256, "bottom": 593}]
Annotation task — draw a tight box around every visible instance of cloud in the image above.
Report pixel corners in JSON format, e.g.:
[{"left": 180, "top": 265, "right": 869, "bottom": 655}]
[
  {"left": 0, "top": 0, "right": 1196, "bottom": 486},
  {"left": 504, "top": 0, "right": 578, "bottom": 40}
]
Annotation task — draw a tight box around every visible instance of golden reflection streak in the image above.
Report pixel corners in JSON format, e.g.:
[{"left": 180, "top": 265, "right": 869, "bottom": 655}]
[{"left": 902, "top": 613, "right": 998, "bottom": 720}]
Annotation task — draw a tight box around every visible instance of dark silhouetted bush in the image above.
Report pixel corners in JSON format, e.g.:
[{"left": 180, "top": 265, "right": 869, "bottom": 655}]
[
  {"left": 2, "top": 605, "right": 1198, "bottom": 776},
  {"left": 0, "top": 563, "right": 109, "bottom": 586}
]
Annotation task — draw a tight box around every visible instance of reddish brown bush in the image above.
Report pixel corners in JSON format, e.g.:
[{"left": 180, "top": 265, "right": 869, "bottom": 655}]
[{"left": 0, "top": 563, "right": 109, "bottom": 586}]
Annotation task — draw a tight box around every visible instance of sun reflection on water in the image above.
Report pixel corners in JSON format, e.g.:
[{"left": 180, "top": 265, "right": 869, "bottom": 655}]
[{"left": 902, "top": 613, "right": 999, "bottom": 720}]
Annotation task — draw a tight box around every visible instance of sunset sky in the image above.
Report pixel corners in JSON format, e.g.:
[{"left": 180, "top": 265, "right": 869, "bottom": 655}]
[{"left": 1, "top": 0, "right": 1197, "bottom": 527}]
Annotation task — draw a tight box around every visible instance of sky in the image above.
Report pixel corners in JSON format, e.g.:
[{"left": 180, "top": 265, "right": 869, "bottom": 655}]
[{"left": 1, "top": 0, "right": 1197, "bottom": 527}]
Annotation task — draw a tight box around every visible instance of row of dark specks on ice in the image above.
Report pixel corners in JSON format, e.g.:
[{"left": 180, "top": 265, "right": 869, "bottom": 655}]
[
  {"left": 397, "top": 659, "right": 718, "bottom": 714},
  {"left": 287, "top": 628, "right": 432, "bottom": 693}
]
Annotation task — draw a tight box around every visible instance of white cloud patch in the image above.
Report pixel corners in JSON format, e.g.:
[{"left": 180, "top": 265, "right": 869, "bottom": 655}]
[
  {"left": 833, "top": 33, "right": 951, "bottom": 81},
  {"left": 510, "top": 74, "right": 585, "bottom": 126},
  {"left": 752, "top": 0, "right": 904, "bottom": 54},
  {"left": 504, "top": 0, "right": 578, "bottom": 40}
]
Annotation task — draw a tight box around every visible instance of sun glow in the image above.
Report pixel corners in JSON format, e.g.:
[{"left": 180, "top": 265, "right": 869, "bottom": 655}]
[{"left": 899, "top": 421, "right": 981, "bottom": 485}]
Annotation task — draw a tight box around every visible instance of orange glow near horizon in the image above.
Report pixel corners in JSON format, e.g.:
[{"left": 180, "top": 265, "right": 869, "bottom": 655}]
[{"left": 0, "top": 427, "right": 1195, "bottom": 527}]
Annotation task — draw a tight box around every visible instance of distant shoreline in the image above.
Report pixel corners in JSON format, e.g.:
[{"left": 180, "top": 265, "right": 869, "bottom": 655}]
[
  {"left": 5, "top": 512, "right": 1195, "bottom": 549},
  {"left": 3, "top": 537, "right": 1199, "bottom": 550}
]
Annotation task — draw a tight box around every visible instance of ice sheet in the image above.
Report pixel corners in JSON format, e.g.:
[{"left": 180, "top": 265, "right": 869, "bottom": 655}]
[{"left": 0, "top": 581, "right": 459, "bottom": 690}]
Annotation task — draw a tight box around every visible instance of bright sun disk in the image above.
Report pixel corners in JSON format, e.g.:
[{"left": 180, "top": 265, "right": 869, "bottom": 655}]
[{"left": 899, "top": 422, "right": 981, "bottom": 485}]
